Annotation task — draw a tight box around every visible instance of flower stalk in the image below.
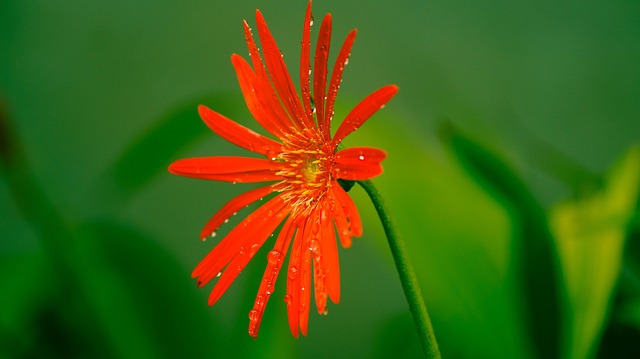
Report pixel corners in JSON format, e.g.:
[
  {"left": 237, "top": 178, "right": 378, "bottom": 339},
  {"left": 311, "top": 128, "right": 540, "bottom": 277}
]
[{"left": 358, "top": 179, "right": 441, "bottom": 358}]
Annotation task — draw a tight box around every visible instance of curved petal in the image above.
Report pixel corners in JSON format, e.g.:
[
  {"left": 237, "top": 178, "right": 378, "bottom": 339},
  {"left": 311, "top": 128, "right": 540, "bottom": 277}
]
[
  {"left": 206, "top": 199, "right": 291, "bottom": 306},
  {"left": 327, "top": 187, "right": 352, "bottom": 248},
  {"left": 192, "top": 195, "right": 289, "bottom": 298},
  {"left": 310, "top": 208, "right": 328, "bottom": 314},
  {"left": 331, "top": 85, "right": 398, "bottom": 149},
  {"left": 334, "top": 147, "right": 387, "bottom": 180},
  {"left": 168, "top": 156, "right": 284, "bottom": 183},
  {"left": 231, "top": 54, "right": 291, "bottom": 139},
  {"left": 314, "top": 14, "right": 332, "bottom": 137},
  {"left": 299, "top": 1, "right": 313, "bottom": 120},
  {"left": 241, "top": 22, "right": 297, "bottom": 136},
  {"left": 286, "top": 223, "right": 304, "bottom": 338},
  {"left": 332, "top": 182, "right": 363, "bottom": 238},
  {"left": 248, "top": 216, "right": 296, "bottom": 339},
  {"left": 198, "top": 105, "right": 282, "bottom": 157},
  {"left": 320, "top": 200, "right": 340, "bottom": 304},
  {"left": 326, "top": 30, "right": 356, "bottom": 140},
  {"left": 255, "top": 10, "right": 314, "bottom": 130},
  {"left": 200, "top": 184, "right": 278, "bottom": 240},
  {"left": 298, "top": 217, "right": 313, "bottom": 336}
]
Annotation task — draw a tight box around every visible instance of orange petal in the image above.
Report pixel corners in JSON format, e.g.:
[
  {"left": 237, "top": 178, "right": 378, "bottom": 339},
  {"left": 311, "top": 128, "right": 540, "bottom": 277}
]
[
  {"left": 310, "top": 209, "right": 328, "bottom": 314},
  {"left": 332, "top": 85, "right": 398, "bottom": 149},
  {"left": 299, "top": 1, "right": 314, "bottom": 120},
  {"left": 168, "top": 156, "right": 284, "bottom": 183},
  {"left": 198, "top": 105, "right": 282, "bottom": 157},
  {"left": 328, "top": 187, "right": 352, "bottom": 248},
  {"left": 200, "top": 184, "right": 278, "bottom": 240},
  {"left": 255, "top": 10, "right": 313, "bottom": 130},
  {"left": 326, "top": 29, "right": 356, "bottom": 140},
  {"left": 286, "top": 224, "right": 304, "bottom": 337},
  {"left": 207, "top": 198, "right": 289, "bottom": 306},
  {"left": 241, "top": 23, "right": 297, "bottom": 137},
  {"left": 248, "top": 216, "right": 296, "bottom": 339},
  {"left": 334, "top": 147, "right": 387, "bottom": 180},
  {"left": 298, "top": 220, "right": 313, "bottom": 336},
  {"left": 333, "top": 183, "right": 363, "bottom": 237},
  {"left": 314, "top": 14, "right": 332, "bottom": 138},
  {"left": 320, "top": 201, "right": 340, "bottom": 304},
  {"left": 231, "top": 54, "right": 291, "bottom": 139},
  {"left": 193, "top": 195, "right": 288, "bottom": 290}
]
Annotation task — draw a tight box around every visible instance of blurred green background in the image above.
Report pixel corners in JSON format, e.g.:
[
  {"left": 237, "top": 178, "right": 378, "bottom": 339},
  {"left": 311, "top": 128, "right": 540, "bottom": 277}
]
[{"left": 1, "top": 0, "right": 639, "bottom": 358}]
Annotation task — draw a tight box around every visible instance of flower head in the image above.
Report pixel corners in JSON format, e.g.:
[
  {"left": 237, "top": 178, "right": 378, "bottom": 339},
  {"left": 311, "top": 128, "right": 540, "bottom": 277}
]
[{"left": 169, "top": 0, "right": 397, "bottom": 339}]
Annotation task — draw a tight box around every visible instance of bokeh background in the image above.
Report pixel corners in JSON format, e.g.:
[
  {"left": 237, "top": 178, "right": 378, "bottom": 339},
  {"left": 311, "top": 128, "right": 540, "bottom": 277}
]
[{"left": 1, "top": 0, "right": 639, "bottom": 358}]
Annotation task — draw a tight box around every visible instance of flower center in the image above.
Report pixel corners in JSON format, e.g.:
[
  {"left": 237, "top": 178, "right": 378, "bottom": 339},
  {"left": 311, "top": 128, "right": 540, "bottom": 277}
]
[{"left": 276, "top": 130, "right": 333, "bottom": 215}]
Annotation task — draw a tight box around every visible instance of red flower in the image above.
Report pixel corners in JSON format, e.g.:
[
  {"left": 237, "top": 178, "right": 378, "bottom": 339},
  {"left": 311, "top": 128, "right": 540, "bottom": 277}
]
[{"left": 169, "top": 1, "right": 397, "bottom": 339}]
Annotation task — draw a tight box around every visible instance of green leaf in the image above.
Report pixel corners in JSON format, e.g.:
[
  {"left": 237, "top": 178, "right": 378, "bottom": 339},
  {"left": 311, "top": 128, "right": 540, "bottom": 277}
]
[
  {"left": 550, "top": 146, "right": 640, "bottom": 359},
  {"left": 106, "top": 92, "right": 247, "bottom": 199},
  {"left": 438, "top": 121, "right": 562, "bottom": 359}
]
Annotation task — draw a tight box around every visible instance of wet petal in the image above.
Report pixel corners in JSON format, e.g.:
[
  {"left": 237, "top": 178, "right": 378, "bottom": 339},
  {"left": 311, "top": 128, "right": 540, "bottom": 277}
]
[
  {"left": 334, "top": 147, "right": 387, "bottom": 180},
  {"left": 320, "top": 201, "right": 340, "bottom": 304},
  {"left": 255, "top": 10, "right": 313, "bottom": 129},
  {"left": 332, "top": 85, "right": 398, "bottom": 149},
  {"left": 200, "top": 184, "right": 278, "bottom": 240},
  {"left": 314, "top": 14, "right": 332, "bottom": 138},
  {"left": 326, "top": 29, "right": 356, "bottom": 140},
  {"left": 168, "top": 156, "right": 284, "bottom": 183},
  {"left": 299, "top": 1, "right": 314, "bottom": 120},
  {"left": 333, "top": 182, "right": 363, "bottom": 237},
  {"left": 206, "top": 201, "right": 290, "bottom": 306},
  {"left": 192, "top": 195, "right": 289, "bottom": 299},
  {"left": 298, "top": 219, "right": 313, "bottom": 336},
  {"left": 310, "top": 209, "right": 328, "bottom": 314},
  {"left": 198, "top": 105, "right": 282, "bottom": 156},
  {"left": 248, "top": 216, "right": 296, "bottom": 339},
  {"left": 286, "top": 223, "right": 304, "bottom": 338},
  {"left": 328, "top": 187, "right": 353, "bottom": 248},
  {"left": 231, "top": 54, "right": 291, "bottom": 139}
]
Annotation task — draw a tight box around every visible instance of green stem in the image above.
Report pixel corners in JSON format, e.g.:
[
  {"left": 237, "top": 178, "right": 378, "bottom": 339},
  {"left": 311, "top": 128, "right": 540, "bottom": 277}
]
[{"left": 358, "top": 180, "right": 441, "bottom": 358}]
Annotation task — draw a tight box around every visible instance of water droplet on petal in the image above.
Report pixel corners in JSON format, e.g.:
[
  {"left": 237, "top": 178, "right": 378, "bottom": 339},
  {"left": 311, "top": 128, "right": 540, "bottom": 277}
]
[
  {"left": 211, "top": 232, "right": 217, "bottom": 238},
  {"left": 267, "top": 250, "right": 282, "bottom": 265},
  {"left": 288, "top": 266, "right": 299, "bottom": 280},
  {"left": 358, "top": 155, "right": 365, "bottom": 161},
  {"left": 309, "top": 239, "right": 319, "bottom": 252},
  {"left": 216, "top": 271, "right": 222, "bottom": 278},
  {"left": 249, "top": 309, "right": 259, "bottom": 321},
  {"left": 249, "top": 243, "right": 260, "bottom": 257},
  {"left": 284, "top": 294, "right": 292, "bottom": 303}
]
